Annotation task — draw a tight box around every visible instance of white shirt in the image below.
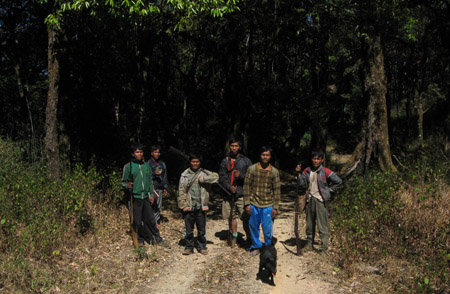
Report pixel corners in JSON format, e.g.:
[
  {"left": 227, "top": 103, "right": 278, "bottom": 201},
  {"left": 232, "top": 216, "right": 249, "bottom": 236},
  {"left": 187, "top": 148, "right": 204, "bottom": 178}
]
[{"left": 308, "top": 170, "right": 322, "bottom": 202}]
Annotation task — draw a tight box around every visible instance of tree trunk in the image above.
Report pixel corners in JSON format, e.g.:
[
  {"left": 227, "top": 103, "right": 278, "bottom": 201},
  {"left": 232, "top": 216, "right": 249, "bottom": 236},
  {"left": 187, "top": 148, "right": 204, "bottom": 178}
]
[
  {"left": 342, "top": 34, "right": 397, "bottom": 174},
  {"left": 45, "top": 27, "right": 62, "bottom": 180},
  {"left": 417, "top": 92, "right": 424, "bottom": 149}
]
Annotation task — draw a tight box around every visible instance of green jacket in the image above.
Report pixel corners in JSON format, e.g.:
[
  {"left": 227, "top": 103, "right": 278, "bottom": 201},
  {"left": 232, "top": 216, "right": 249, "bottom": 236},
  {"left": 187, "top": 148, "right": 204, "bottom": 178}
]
[{"left": 121, "top": 159, "right": 154, "bottom": 199}]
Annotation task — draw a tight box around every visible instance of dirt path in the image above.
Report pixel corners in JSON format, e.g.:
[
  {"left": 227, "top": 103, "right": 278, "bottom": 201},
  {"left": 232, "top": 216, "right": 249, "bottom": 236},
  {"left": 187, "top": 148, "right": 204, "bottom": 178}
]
[
  {"left": 143, "top": 219, "right": 264, "bottom": 294},
  {"left": 267, "top": 214, "right": 337, "bottom": 294},
  {"left": 53, "top": 183, "right": 343, "bottom": 293},
  {"left": 140, "top": 184, "right": 340, "bottom": 294}
]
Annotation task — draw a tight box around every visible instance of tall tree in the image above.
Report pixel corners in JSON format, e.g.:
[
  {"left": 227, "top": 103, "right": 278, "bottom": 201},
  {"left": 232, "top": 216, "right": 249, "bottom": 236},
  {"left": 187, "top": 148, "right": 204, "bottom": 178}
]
[
  {"left": 340, "top": 1, "right": 400, "bottom": 173},
  {"left": 45, "top": 25, "right": 62, "bottom": 179}
]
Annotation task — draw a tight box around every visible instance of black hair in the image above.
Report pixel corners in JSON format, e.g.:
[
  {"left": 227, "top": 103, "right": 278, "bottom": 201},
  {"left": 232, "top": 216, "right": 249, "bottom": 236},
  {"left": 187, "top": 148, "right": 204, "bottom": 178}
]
[
  {"left": 130, "top": 142, "right": 145, "bottom": 153},
  {"left": 229, "top": 138, "right": 242, "bottom": 147},
  {"left": 151, "top": 144, "right": 161, "bottom": 152},
  {"left": 259, "top": 146, "right": 273, "bottom": 156},
  {"left": 311, "top": 149, "right": 325, "bottom": 159},
  {"left": 188, "top": 154, "right": 202, "bottom": 162}
]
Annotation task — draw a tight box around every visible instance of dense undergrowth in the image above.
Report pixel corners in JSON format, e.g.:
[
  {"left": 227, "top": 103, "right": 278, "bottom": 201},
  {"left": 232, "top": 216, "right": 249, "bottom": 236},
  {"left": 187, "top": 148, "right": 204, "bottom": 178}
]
[
  {"left": 1, "top": 136, "right": 449, "bottom": 293},
  {"left": 332, "top": 149, "right": 450, "bottom": 293},
  {"left": 0, "top": 138, "right": 122, "bottom": 292}
]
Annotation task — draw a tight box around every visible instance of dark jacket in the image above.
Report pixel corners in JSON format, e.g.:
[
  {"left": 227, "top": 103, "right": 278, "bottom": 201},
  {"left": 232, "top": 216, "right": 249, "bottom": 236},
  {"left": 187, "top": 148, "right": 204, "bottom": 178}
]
[
  {"left": 219, "top": 155, "right": 252, "bottom": 198},
  {"left": 297, "top": 165, "right": 342, "bottom": 202},
  {"left": 148, "top": 158, "right": 169, "bottom": 190}
]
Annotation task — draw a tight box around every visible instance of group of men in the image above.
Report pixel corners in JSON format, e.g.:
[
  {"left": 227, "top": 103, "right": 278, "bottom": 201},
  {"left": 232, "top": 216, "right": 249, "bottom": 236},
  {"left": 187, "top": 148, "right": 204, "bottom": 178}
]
[
  {"left": 122, "top": 139, "right": 342, "bottom": 255},
  {"left": 121, "top": 143, "right": 170, "bottom": 248}
]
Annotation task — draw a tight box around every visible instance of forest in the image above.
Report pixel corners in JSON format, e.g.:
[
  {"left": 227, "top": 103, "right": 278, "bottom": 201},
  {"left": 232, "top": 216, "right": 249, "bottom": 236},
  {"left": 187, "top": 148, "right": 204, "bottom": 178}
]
[{"left": 1, "top": 0, "right": 449, "bottom": 293}]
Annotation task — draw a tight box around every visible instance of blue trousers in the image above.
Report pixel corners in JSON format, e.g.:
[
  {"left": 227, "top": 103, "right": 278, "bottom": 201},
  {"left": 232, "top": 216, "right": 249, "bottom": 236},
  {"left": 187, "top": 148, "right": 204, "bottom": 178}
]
[{"left": 249, "top": 205, "right": 273, "bottom": 249}]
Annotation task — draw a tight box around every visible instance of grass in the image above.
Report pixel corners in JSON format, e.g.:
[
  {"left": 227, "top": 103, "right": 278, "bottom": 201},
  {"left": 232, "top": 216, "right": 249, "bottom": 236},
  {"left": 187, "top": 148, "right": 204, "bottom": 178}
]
[
  {"left": 1, "top": 136, "right": 449, "bottom": 293},
  {"left": 330, "top": 148, "right": 450, "bottom": 293}
]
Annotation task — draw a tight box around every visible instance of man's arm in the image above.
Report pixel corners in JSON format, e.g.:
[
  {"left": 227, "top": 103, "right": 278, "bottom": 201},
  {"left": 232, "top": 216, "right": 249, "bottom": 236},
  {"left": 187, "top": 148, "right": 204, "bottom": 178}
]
[
  {"left": 243, "top": 166, "right": 253, "bottom": 207},
  {"left": 161, "top": 161, "right": 169, "bottom": 190},
  {"left": 177, "top": 174, "right": 189, "bottom": 210},
  {"left": 161, "top": 162, "right": 169, "bottom": 196},
  {"left": 272, "top": 169, "right": 281, "bottom": 217},
  {"left": 147, "top": 164, "right": 155, "bottom": 203},
  {"left": 219, "top": 158, "right": 232, "bottom": 192},
  {"left": 121, "top": 163, "right": 133, "bottom": 190},
  {"left": 200, "top": 170, "right": 219, "bottom": 184},
  {"left": 297, "top": 168, "right": 309, "bottom": 190},
  {"left": 236, "top": 157, "right": 252, "bottom": 184},
  {"left": 328, "top": 171, "right": 343, "bottom": 193}
]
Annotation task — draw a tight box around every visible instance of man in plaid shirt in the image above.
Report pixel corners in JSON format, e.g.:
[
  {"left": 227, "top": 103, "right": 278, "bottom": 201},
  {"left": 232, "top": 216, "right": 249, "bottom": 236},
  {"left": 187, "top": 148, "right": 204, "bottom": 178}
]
[{"left": 244, "top": 146, "right": 281, "bottom": 254}]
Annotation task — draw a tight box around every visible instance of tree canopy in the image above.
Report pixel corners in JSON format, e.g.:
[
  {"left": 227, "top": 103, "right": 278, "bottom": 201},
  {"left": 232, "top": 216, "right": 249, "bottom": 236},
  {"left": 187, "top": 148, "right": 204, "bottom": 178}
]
[{"left": 1, "top": 0, "right": 449, "bottom": 173}]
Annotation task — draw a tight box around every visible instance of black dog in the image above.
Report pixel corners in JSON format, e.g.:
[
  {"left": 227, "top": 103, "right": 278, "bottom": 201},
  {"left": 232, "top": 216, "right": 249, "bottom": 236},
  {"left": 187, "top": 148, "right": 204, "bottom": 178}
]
[{"left": 257, "top": 244, "right": 277, "bottom": 286}]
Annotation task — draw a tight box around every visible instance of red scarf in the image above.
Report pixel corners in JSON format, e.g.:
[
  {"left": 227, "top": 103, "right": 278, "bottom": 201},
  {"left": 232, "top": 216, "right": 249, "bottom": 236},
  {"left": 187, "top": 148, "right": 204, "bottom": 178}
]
[{"left": 227, "top": 157, "right": 236, "bottom": 186}]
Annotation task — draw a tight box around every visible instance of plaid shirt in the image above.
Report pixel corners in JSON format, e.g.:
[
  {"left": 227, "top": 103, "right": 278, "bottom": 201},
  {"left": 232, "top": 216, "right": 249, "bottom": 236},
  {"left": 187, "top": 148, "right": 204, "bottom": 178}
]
[{"left": 243, "top": 163, "right": 281, "bottom": 210}]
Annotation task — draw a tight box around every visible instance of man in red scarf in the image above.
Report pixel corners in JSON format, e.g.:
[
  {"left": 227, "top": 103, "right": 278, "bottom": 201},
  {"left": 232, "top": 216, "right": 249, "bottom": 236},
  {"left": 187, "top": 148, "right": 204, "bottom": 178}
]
[{"left": 219, "top": 138, "right": 252, "bottom": 247}]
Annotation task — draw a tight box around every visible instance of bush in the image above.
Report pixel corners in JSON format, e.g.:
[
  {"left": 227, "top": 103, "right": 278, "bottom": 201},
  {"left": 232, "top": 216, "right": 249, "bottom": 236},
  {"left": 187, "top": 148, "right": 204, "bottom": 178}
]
[
  {"left": 0, "top": 138, "right": 103, "bottom": 258},
  {"left": 332, "top": 169, "right": 404, "bottom": 259},
  {"left": 332, "top": 151, "right": 450, "bottom": 292}
]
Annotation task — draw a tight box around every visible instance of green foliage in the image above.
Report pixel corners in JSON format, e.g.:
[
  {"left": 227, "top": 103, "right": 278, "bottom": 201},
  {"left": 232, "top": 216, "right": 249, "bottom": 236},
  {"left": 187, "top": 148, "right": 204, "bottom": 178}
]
[
  {"left": 0, "top": 137, "right": 103, "bottom": 258},
  {"left": 0, "top": 256, "right": 57, "bottom": 292},
  {"left": 332, "top": 150, "right": 450, "bottom": 292},
  {"left": 44, "top": 0, "right": 239, "bottom": 28},
  {"left": 105, "top": 170, "right": 126, "bottom": 206},
  {"left": 333, "top": 169, "right": 404, "bottom": 258},
  {"left": 403, "top": 16, "right": 419, "bottom": 42},
  {"left": 131, "top": 245, "right": 160, "bottom": 262}
]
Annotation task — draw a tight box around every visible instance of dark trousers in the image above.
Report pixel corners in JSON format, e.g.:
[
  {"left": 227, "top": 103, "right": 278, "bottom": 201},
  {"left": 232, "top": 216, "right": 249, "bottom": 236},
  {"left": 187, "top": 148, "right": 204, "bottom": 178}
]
[
  {"left": 152, "top": 188, "right": 163, "bottom": 223},
  {"left": 133, "top": 197, "right": 162, "bottom": 243},
  {"left": 305, "top": 197, "right": 329, "bottom": 249},
  {"left": 184, "top": 209, "right": 207, "bottom": 251}
]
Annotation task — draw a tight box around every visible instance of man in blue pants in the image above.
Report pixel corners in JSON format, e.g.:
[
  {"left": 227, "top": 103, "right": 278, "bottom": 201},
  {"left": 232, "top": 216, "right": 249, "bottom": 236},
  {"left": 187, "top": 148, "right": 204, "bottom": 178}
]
[{"left": 243, "top": 146, "right": 281, "bottom": 255}]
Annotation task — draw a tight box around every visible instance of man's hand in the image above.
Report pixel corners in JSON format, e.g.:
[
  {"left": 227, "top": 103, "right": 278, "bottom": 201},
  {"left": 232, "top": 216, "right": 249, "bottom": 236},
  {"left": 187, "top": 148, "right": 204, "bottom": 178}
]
[
  {"left": 163, "top": 189, "right": 168, "bottom": 197},
  {"left": 183, "top": 207, "right": 191, "bottom": 212},
  {"left": 272, "top": 208, "right": 278, "bottom": 219},
  {"left": 245, "top": 205, "right": 252, "bottom": 215},
  {"left": 127, "top": 182, "right": 133, "bottom": 189},
  {"left": 230, "top": 186, "right": 237, "bottom": 194},
  {"left": 295, "top": 164, "right": 302, "bottom": 173},
  {"left": 149, "top": 196, "right": 155, "bottom": 204},
  {"left": 234, "top": 170, "right": 240, "bottom": 178}
]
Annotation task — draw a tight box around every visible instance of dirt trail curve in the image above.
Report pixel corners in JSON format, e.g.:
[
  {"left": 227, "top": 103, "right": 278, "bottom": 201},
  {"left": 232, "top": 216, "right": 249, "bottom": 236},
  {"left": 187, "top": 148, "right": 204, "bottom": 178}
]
[{"left": 139, "top": 183, "right": 340, "bottom": 294}]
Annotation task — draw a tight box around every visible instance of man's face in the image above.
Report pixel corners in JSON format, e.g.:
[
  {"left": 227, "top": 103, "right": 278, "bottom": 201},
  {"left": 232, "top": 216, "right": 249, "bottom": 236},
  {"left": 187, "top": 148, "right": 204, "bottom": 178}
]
[
  {"left": 260, "top": 150, "right": 271, "bottom": 165},
  {"left": 132, "top": 149, "right": 144, "bottom": 161},
  {"left": 312, "top": 155, "right": 324, "bottom": 168},
  {"left": 190, "top": 159, "right": 201, "bottom": 171},
  {"left": 151, "top": 149, "right": 160, "bottom": 160},
  {"left": 229, "top": 143, "right": 241, "bottom": 156}
]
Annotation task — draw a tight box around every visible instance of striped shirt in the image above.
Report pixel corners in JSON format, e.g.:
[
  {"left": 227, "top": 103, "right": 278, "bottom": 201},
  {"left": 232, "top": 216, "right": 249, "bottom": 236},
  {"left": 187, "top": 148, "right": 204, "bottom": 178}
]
[{"left": 243, "top": 163, "right": 281, "bottom": 209}]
